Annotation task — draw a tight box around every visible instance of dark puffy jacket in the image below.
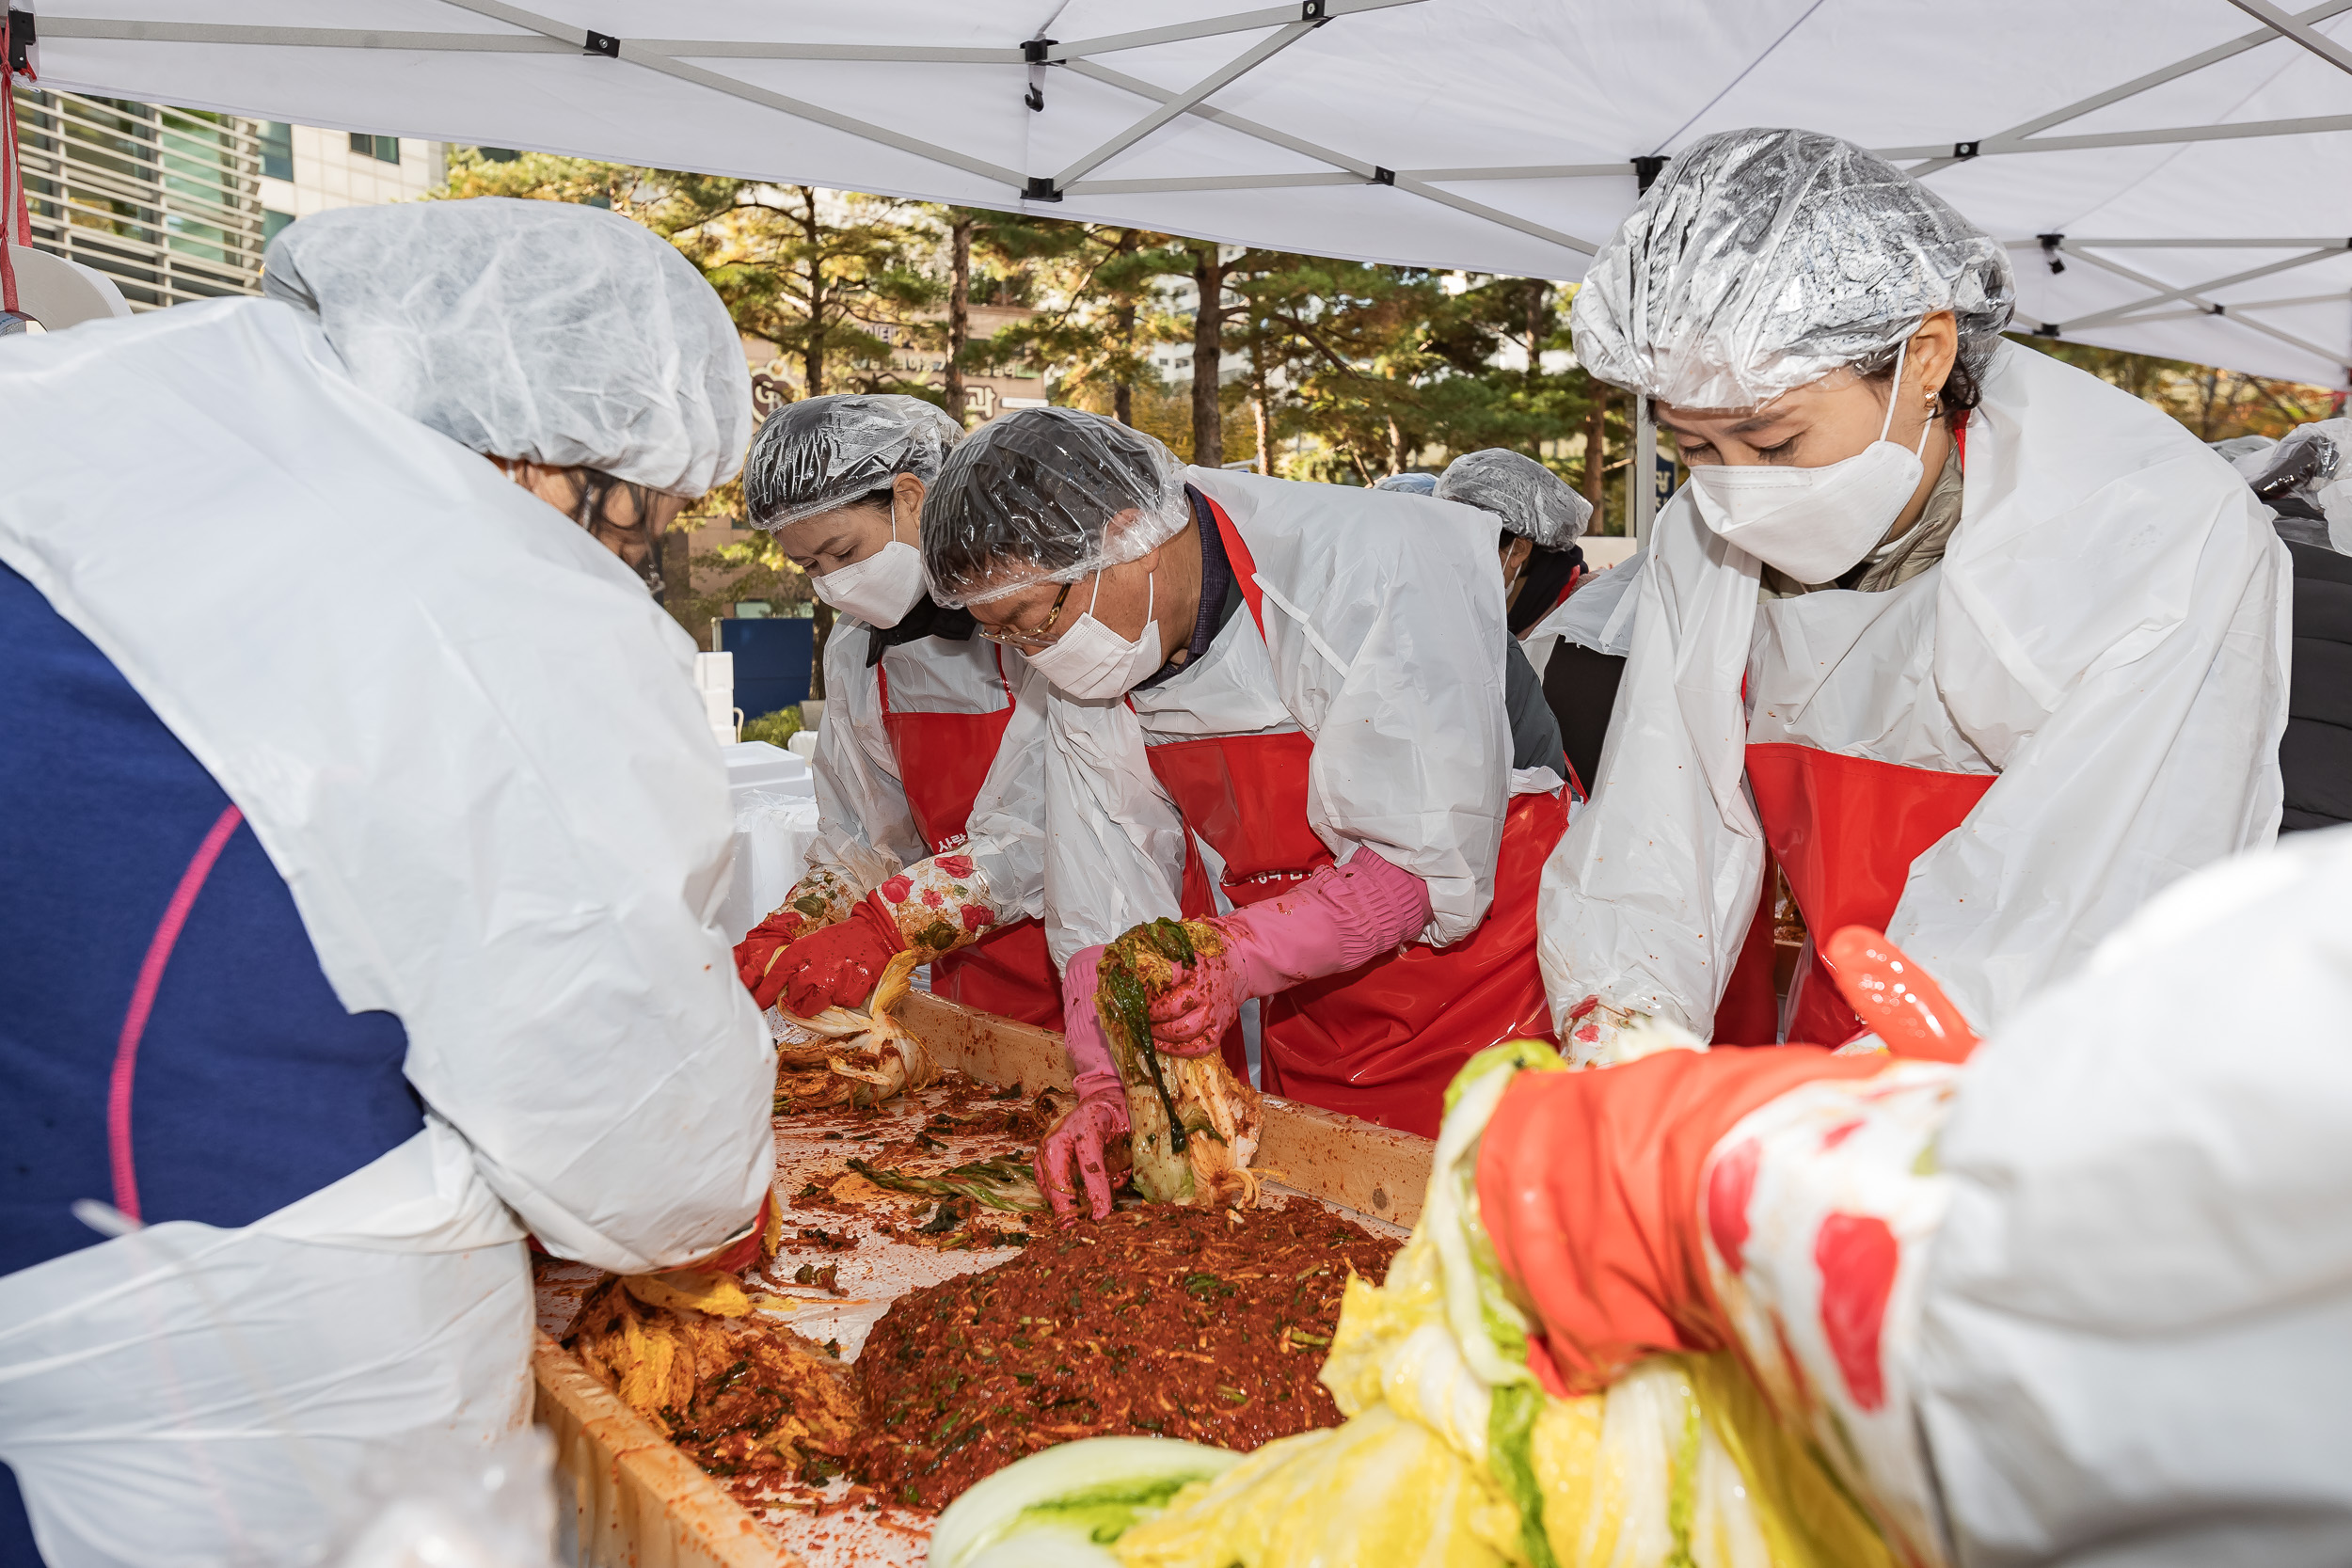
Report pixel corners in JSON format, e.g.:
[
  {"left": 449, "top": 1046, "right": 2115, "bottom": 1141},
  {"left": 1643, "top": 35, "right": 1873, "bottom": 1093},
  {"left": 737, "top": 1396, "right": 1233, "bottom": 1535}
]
[{"left": 2278, "top": 519, "right": 2352, "bottom": 832}]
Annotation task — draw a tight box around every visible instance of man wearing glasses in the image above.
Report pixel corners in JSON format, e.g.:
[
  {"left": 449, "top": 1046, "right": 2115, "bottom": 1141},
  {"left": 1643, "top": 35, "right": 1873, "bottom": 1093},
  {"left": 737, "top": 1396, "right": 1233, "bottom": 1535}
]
[{"left": 921, "top": 410, "right": 1568, "bottom": 1214}]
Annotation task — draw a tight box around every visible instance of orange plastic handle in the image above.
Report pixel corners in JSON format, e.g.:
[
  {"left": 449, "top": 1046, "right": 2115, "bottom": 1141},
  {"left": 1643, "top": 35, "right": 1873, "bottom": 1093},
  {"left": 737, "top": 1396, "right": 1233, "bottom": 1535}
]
[{"left": 1820, "top": 926, "right": 1979, "bottom": 1063}]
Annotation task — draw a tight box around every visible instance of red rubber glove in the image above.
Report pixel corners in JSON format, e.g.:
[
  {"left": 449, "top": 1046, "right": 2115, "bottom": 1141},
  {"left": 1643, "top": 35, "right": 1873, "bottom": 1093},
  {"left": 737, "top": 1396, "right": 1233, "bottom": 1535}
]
[
  {"left": 757, "top": 894, "right": 908, "bottom": 1015},
  {"left": 1037, "top": 944, "right": 1132, "bottom": 1219},
  {"left": 734, "top": 906, "right": 809, "bottom": 998},
  {"left": 1477, "top": 1047, "right": 1891, "bottom": 1395},
  {"left": 1146, "top": 850, "right": 1433, "bottom": 1056}
]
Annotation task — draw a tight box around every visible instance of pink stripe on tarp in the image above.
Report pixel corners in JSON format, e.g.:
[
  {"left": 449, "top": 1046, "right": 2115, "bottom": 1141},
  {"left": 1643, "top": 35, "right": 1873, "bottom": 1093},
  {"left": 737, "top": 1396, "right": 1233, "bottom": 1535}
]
[{"left": 108, "top": 803, "right": 244, "bottom": 1223}]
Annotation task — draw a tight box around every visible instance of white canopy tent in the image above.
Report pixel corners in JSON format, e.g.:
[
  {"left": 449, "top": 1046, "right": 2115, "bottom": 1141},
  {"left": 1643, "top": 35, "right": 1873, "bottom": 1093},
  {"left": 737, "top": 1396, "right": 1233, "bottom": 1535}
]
[{"left": 18, "top": 0, "right": 2352, "bottom": 390}]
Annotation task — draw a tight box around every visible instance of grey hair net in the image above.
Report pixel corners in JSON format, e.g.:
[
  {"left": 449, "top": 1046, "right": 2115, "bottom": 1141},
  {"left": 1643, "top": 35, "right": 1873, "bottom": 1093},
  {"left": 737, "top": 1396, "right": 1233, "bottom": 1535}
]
[
  {"left": 745, "top": 394, "right": 965, "bottom": 531},
  {"left": 1568, "top": 128, "right": 2016, "bottom": 411},
  {"left": 262, "top": 197, "right": 752, "bottom": 496},
  {"left": 1435, "top": 450, "right": 1592, "bottom": 547},
  {"left": 922, "top": 408, "right": 1190, "bottom": 609},
  {"left": 1375, "top": 472, "right": 1438, "bottom": 495}
]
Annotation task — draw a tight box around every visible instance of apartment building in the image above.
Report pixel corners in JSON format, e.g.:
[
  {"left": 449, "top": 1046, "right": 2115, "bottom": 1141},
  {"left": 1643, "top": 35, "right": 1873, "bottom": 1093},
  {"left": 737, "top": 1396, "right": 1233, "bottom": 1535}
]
[{"left": 14, "top": 87, "right": 447, "bottom": 309}]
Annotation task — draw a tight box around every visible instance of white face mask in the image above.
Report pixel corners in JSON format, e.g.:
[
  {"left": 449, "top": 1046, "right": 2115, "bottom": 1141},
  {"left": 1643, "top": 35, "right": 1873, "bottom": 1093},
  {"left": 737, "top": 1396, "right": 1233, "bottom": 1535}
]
[
  {"left": 810, "top": 499, "right": 928, "bottom": 627},
  {"left": 1024, "top": 567, "right": 1163, "bottom": 700},
  {"left": 1686, "top": 339, "right": 1933, "bottom": 585}
]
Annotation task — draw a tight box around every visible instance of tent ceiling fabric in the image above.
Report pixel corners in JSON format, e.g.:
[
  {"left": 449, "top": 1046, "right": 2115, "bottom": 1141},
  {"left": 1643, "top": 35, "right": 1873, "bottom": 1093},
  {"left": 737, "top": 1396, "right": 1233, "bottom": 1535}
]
[{"left": 25, "top": 0, "right": 2352, "bottom": 388}]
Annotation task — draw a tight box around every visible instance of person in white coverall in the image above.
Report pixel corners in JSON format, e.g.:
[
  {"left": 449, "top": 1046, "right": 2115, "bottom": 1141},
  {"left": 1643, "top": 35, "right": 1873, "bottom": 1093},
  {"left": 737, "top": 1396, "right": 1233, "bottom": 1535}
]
[
  {"left": 1540, "top": 127, "right": 2291, "bottom": 1055},
  {"left": 0, "top": 198, "right": 776, "bottom": 1566},
  {"left": 729, "top": 395, "right": 1058, "bottom": 1029},
  {"left": 919, "top": 409, "right": 1570, "bottom": 1212},
  {"left": 1481, "top": 823, "right": 2352, "bottom": 1568}
]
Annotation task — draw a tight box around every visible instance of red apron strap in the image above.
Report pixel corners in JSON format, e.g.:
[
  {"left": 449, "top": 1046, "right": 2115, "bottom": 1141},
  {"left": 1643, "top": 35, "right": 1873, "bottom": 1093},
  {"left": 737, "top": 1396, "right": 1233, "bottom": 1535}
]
[
  {"left": 110, "top": 804, "right": 245, "bottom": 1223},
  {"left": 1198, "top": 493, "right": 1269, "bottom": 638}
]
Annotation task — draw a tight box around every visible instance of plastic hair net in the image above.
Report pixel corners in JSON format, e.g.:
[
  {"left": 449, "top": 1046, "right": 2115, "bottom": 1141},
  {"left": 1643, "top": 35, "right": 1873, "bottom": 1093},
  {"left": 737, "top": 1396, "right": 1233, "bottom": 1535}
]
[
  {"left": 1436, "top": 449, "right": 1593, "bottom": 547},
  {"left": 745, "top": 393, "right": 965, "bottom": 531},
  {"left": 262, "top": 198, "right": 752, "bottom": 496},
  {"left": 1375, "top": 472, "right": 1438, "bottom": 495},
  {"left": 922, "top": 408, "right": 1190, "bottom": 608},
  {"left": 1568, "top": 128, "right": 2016, "bottom": 412}
]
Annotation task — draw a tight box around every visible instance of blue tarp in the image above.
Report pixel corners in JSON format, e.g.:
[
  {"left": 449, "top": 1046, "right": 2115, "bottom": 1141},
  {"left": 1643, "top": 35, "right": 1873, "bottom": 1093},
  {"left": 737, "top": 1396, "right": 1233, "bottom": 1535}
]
[{"left": 721, "top": 616, "right": 814, "bottom": 720}]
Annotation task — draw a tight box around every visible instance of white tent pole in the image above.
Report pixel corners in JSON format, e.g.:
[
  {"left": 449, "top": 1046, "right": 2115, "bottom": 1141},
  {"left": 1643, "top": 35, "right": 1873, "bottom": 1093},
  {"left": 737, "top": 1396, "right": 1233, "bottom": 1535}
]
[
  {"left": 1902, "top": 0, "right": 2352, "bottom": 175},
  {"left": 42, "top": 0, "right": 1428, "bottom": 65},
  {"left": 1633, "top": 397, "right": 1657, "bottom": 548},
  {"left": 432, "top": 0, "right": 1028, "bottom": 186},
  {"left": 2179, "top": 287, "right": 2352, "bottom": 309},
  {"left": 1063, "top": 55, "right": 1600, "bottom": 251},
  {"left": 2058, "top": 245, "right": 2349, "bottom": 332},
  {"left": 1876, "top": 112, "right": 2352, "bottom": 161},
  {"left": 2060, "top": 247, "right": 2352, "bottom": 372},
  {"left": 1073, "top": 171, "right": 1368, "bottom": 195},
  {"left": 1052, "top": 20, "right": 1319, "bottom": 191},
  {"left": 39, "top": 19, "right": 572, "bottom": 51},
  {"left": 1047, "top": 0, "right": 1426, "bottom": 65},
  {"left": 2004, "top": 235, "right": 2352, "bottom": 248},
  {"left": 2225, "top": 0, "right": 2352, "bottom": 74},
  {"left": 1398, "top": 162, "right": 1639, "bottom": 181},
  {"left": 1066, "top": 58, "right": 1378, "bottom": 176}
]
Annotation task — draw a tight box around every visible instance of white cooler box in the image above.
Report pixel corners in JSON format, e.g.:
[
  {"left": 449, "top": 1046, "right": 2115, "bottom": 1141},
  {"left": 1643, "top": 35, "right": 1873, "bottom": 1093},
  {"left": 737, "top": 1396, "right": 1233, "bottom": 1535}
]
[{"left": 720, "top": 740, "right": 820, "bottom": 943}]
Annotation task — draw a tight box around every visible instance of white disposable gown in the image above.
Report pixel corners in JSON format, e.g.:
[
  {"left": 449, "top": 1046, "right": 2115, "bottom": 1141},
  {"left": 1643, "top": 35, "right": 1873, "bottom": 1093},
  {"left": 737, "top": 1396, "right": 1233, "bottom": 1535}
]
[
  {"left": 1537, "top": 342, "right": 2291, "bottom": 1038},
  {"left": 0, "top": 299, "right": 775, "bottom": 1566},
  {"left": 1915, "top": 822, "right": 2352, "bottom": 1565},
  {"left": 1041, "top": 469, "right": 1516, "bottom": 962},
  {"left": 803, "top": 620, "right": 1049, "bottom": 922}
]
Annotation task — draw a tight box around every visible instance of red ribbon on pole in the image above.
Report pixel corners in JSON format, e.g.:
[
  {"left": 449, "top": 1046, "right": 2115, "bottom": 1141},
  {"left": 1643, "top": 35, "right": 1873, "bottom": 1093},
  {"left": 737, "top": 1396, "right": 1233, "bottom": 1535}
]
[{"left": 1, "top": 10, "right": 35, "bottom": 315}]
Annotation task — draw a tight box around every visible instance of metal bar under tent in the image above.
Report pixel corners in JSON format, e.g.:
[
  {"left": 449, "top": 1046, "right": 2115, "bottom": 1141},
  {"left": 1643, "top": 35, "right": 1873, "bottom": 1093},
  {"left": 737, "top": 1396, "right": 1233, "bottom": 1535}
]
[
  {"left": 2227, "top": 0, "right": 2352, "bottom": 76},
  {"left": 2058, "top": 245, "right": 2352, "bottom": 372},
  {"left": 2055, "top": 245, "right": 2352, "bottom": 333},
  {"left": 1052, "top": 19, "right": 1319, "bottom": 191}
]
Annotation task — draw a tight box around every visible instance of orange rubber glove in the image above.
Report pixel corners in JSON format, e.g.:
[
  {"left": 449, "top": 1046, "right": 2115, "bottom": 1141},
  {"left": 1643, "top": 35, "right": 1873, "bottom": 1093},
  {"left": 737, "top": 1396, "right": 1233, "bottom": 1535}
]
[{"left": 1476, "top": 1047, "right": 1891, "bottom": 1394}]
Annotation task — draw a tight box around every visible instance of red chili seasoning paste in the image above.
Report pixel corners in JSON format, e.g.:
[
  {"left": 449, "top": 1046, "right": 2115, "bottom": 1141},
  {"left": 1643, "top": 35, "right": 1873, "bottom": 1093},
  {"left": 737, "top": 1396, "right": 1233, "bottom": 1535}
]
[{"left": 852, "top": 1198, "right": 1399, "bottom": 1509}]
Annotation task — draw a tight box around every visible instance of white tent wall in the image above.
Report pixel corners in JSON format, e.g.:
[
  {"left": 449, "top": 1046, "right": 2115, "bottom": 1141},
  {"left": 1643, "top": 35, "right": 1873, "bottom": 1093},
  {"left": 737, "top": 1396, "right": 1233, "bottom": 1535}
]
[{"left": 17, "top": 0, "right": 2352, "bottom": 388}]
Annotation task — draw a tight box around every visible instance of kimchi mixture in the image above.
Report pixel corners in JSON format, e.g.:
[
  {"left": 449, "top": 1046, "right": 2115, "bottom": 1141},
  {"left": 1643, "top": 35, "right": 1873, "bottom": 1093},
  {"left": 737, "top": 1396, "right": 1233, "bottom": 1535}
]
[{"left": 852, "top": 1198, "right": 1401, "bottom": 1508}]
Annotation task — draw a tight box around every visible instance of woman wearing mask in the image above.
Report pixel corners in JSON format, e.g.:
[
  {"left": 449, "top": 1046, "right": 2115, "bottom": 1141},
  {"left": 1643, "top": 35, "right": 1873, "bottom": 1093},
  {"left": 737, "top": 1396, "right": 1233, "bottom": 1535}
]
[
  {"left": 0, "top": 198, "right": 772, "bottom": 1566},
  {"left": 1540, "top": 128, "right": 2290, "bottom": 1058},
  {"left": 921, "top": 410, "right": 1567, "bottom": 1213},
  {"left": 731, "top": 396, "right": 1057, "bottom": 1027}
]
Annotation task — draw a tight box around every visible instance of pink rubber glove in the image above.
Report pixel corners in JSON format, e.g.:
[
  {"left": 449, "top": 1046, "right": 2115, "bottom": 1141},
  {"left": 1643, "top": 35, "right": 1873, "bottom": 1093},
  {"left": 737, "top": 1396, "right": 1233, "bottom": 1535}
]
[
  {"left": 1148, "top": 849, "right": 1434, "bottom": 1055},
  {"left": 1036, "top": 944, "right": 1132, "bottom": 1219}
]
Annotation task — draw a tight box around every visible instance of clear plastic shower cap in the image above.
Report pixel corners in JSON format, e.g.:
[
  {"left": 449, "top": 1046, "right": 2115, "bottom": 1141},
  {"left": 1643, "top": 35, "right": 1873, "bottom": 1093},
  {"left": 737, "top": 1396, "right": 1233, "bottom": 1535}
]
[
  {"left": 745, "top": 393, "right": 965, "bottom": 531},
  {"left": 921, "top": 408, "right": 1191, "bottom": 609},
  {"left": 263, "top": 197, "right": 752, "bottom": 496},
  {"left": 1436, "top": 450, "right": 1592, "bottom": 547},
  {"left": 1568, "top": 128, "right": 2016, "bottom": 412}
]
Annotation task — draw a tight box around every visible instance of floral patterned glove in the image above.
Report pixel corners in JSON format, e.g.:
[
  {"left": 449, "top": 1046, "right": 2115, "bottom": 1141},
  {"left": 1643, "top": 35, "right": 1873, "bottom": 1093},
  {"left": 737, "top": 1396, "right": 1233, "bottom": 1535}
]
[{"left": 734, "top": 866, "right": 862, "bottom": 997}]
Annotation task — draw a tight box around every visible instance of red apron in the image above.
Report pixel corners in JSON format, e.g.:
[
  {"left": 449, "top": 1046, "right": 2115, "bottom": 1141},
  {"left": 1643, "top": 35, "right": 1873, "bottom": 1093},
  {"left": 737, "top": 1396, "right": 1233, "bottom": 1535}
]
[
  {"left": 877, "top": 649, "right": 1063, "bottom": 1030},
  {"left": 1739, "top": 747, "right": 1994, "bottom": 1043},
  {"left": 1724, "top": 418, "right": 1994, "bottom": 1045},
  {"left": 1141, "top": 499, "right": 1567, "bottom": 1136}
]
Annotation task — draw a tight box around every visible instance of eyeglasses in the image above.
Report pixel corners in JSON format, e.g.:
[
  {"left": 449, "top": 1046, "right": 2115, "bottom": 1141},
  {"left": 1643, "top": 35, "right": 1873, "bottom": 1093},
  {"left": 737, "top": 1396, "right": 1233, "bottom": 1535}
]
[{"left": 976, "top": 578, "right": 1075, "bottom": 648}]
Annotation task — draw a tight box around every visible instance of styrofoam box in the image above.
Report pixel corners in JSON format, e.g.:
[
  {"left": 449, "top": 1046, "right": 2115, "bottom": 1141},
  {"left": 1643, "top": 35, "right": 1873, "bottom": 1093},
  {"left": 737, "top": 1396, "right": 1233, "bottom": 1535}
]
[{"left": 723, "top": 740, "right": 814, "bottom": 799}]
